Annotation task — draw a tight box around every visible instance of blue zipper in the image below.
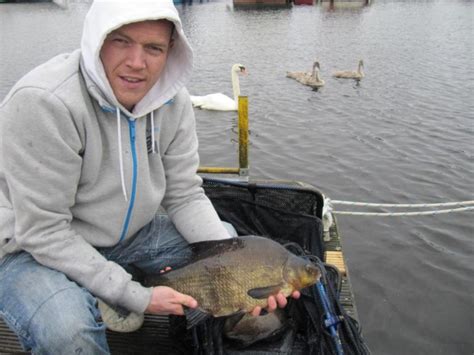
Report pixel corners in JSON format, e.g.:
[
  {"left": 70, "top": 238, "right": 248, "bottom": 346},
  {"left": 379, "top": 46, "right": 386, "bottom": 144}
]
[{"left": 119, "top": 118, "right": 138, "bottom": 242}]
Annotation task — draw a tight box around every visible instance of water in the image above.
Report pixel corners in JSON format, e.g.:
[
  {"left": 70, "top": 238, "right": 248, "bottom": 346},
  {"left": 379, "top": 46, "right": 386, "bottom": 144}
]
[{"left": 1, "top": 1, "right": 473, "bottom": 354}]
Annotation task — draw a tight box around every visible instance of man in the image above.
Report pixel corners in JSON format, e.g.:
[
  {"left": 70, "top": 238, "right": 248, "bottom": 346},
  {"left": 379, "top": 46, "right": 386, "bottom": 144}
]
[{"left": 0, "top": 1, "right": 297, "bottom": 353}]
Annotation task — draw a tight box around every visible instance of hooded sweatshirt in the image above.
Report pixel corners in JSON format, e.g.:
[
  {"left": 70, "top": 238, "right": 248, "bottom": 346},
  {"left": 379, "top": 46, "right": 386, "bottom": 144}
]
[{"left": 0, "top": 0, "right": 231, "bottom": 314}]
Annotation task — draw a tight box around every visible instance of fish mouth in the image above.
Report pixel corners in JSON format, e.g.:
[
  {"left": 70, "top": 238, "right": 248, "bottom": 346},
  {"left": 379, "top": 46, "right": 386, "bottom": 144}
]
[
  {"left": 284, "top": 257, "right": 320, "bottom": 290},
  {"left": 300, "top": 263, "right": 321, "bottom": 287}
]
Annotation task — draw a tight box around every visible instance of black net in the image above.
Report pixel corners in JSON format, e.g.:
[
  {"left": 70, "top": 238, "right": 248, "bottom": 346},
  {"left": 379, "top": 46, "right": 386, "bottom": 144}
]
[
  {"left": 185, "top": 178, "right": 371, "bottom": 355},
  {"left": 203, "top": 178, "right": 325, "bottom": 260}
]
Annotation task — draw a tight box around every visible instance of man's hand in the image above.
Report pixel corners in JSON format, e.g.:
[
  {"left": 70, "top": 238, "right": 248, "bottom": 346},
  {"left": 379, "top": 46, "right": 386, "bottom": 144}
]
[
  {"left": 145, "top": 286, "right": 198, "bottom": 315},
  {"left": 250, "top": 290, "right": 301, "bottom": 317}
]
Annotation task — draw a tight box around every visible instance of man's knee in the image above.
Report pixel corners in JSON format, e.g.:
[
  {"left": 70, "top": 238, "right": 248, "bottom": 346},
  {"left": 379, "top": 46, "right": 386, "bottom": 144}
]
[
  {"left": 222, "top": 221, "right": 238, "bottom": 237},
  {"left": 26, "top": 288, "right": 109, "bottom": 354}
]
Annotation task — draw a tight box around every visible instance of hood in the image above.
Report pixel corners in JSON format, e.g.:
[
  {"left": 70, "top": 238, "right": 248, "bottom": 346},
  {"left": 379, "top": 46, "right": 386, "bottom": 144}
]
[{"left": 81, "top": 0, "right": 193, "bottom": 118}]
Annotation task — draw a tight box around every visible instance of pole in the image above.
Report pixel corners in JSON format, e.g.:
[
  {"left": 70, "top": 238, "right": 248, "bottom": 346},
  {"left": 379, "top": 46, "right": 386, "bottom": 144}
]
[{"left": 238, "top": 96, "right": 249, "bottom": 176}]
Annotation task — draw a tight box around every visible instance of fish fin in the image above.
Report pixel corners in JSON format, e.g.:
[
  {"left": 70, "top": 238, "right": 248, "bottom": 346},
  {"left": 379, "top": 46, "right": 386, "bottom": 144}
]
[
  {"left": 247, "top": 284, "right": 283, "bottom": 299},
  {"left": 223, "top": 312, "right": 246, "bottom": 333},
  {"left": 184, "top": 307, "right": 212, "bottom": 329}
]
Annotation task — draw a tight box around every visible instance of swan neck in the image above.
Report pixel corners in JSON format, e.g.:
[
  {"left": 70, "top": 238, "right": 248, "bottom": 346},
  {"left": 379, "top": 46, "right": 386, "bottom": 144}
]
[
  {"left": 231, "top": 69, "right": 241, "bottom": 103},
  {"left": 311, "top": 62, "right": 319, "bottom": 77},
  {"left": 315, "top": 69, "right": 321, "bottom": 81}
]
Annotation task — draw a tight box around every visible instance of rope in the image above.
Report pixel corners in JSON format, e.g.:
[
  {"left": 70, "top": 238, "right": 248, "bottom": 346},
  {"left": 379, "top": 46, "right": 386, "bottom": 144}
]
[
  {"left": 332, "top": 206, "right": 474, "bottom": 216},
  {"left": 331, "top": 200, "right": 474, "bottom": 208},
  {"left": 327, "top": 199, "right": 474, "bottom": 216}
]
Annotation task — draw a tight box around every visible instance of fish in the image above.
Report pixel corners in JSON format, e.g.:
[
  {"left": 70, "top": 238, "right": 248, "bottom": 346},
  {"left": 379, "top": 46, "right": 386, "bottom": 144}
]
[{"left": 144, "top": 235, "right": 320, "bottom": 324}]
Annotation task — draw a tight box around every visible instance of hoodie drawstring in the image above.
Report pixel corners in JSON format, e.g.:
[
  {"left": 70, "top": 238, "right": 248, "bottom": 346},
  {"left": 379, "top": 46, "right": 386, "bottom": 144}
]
[
  {"left": 116, "top": 107, "right": 128, "bottom": 201},
  {"left": 150, "top": 111, "right": 156, "bottom": 154},
  {"left": 116, "top": 108, "right": 155, "bottom": 203}
]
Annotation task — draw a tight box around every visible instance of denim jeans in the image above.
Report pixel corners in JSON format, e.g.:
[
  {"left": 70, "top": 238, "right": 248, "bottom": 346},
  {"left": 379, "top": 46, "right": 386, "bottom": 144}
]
[{"left": 0, "top": 214, "right": 236, "bottom": 355}]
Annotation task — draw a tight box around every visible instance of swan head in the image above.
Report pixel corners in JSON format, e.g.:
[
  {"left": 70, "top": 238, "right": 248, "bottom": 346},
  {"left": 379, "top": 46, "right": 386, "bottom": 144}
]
[
  {"left": 232, "top": 63, "right": 247, "bottom": 75},
  {"left": 314, "top": 61, "right": 321, "bottom": 70},
  {"left": 359, "top": 59, "right": 364, "bottom": 68}
]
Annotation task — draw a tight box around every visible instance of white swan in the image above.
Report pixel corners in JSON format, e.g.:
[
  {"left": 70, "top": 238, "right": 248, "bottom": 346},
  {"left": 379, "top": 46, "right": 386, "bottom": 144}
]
[
  {"left": 332, "top": 59, "right": 365, "bottom": 80},
  {"left": 287, "top": 61, "right": 325, "bottom": 89},
  {"left": 190, "top": 64, "right": 247, "bottom": 111}
]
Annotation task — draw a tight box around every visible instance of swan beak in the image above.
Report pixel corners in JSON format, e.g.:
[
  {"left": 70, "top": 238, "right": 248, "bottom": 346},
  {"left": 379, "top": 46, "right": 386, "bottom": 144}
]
[{"left": 239, "top": 66, "right": 248, "bottom": 75}]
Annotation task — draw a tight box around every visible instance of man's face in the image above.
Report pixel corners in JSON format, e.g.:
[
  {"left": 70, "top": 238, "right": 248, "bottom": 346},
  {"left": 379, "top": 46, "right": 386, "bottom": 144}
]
[{"left": 100, "top": 20, "right": 174, "bottom": 111}]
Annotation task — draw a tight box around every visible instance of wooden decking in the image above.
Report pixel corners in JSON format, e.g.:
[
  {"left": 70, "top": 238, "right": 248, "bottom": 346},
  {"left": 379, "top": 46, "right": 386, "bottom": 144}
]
[{"left": 326, "top": 216, "right": 358, "bottom": 319}]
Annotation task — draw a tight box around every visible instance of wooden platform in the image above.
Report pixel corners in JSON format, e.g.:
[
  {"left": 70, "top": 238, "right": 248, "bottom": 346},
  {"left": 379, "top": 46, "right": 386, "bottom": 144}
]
[{"left": 325, "top": 251, "right": 346, "bottom": 275}]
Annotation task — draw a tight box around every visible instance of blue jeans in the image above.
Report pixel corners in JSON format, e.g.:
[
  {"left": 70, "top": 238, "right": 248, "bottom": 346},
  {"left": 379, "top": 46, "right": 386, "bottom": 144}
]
[{"left": 0, "top": 214, "right": 236, "bottom": 355}]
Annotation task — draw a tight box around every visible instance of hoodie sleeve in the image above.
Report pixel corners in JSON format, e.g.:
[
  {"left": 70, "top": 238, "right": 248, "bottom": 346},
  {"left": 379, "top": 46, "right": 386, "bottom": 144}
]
[
  {"left": 160, "top": 93, "right": 232, "bottom": 242},
  {"left": 0, "top": 88, "right": 152, "bottom": 313}
]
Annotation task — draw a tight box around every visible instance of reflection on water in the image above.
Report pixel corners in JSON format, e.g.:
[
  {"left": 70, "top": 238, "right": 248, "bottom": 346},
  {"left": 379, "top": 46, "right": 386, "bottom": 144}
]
[{"left": 1, "top": 1, "right": 473, "bottom": 354}]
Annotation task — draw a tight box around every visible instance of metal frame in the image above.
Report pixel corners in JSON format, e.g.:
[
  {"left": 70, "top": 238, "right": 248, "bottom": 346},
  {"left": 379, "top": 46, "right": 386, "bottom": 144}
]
[{"left": 198, "top": 96, "right": 249, "bottom": 176}]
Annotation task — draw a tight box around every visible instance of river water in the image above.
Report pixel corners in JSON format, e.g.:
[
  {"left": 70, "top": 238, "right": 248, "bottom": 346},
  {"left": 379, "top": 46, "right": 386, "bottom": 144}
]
[{"left": 0, "top": 0, "right": 473, "bottom": 354}]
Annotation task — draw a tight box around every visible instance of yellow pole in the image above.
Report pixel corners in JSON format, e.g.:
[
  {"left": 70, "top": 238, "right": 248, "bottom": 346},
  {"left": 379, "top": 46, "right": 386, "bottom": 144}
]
[
  {"left": 238, "top": 96, "right": 249, "bottom": 176},
  {"left": 197, "top": 167, "right": 240, "bottom": 174},
  {"left": 197, "top": 96, "right": 249, "bottom": 176}
]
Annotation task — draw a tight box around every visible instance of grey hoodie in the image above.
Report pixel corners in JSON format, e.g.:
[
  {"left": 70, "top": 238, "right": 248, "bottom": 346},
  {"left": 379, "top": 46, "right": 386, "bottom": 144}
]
[{"left": 0, "top": 0, "right": 230, "bottom": 313}]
